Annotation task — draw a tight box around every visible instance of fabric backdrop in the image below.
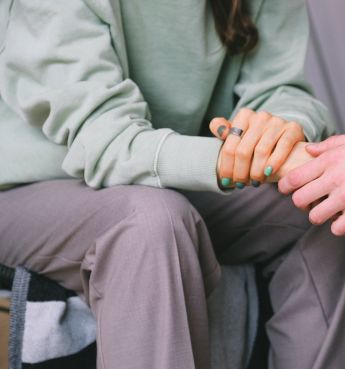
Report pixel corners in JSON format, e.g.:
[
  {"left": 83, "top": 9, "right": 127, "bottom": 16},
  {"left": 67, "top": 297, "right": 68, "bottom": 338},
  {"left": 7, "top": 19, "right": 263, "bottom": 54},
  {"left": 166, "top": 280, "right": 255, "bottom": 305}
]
[{"left": 305, "top": 0, "right": 345, "bottom": 133}]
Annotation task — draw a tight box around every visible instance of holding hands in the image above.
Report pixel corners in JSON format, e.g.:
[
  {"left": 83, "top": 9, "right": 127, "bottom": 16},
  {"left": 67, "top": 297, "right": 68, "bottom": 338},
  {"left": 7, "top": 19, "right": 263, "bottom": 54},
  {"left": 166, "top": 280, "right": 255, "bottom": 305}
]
[
  {"left": 210, "top": 110, "right": 345, "bottom": 236},
  {"left": 279, "top": 135, "right": 345, "bottom": 236},
  {"left": 210, "top": 108, "right": 305, "bottom": 188}
]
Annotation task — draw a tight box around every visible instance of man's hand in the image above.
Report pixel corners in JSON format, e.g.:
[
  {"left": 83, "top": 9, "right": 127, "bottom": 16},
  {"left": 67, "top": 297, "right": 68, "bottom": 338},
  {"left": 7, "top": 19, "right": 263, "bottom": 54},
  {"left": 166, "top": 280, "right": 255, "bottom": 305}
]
[{"left": 279, "top": 135, "right": 345, "bottom": 236}]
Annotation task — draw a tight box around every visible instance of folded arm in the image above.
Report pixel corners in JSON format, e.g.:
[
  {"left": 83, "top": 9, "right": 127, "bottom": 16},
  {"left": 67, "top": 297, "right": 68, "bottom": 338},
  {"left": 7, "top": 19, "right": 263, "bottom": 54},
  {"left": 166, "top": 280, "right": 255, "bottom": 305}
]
[{"left": 0, "top": 0, "right": 223, "bottom": 192}]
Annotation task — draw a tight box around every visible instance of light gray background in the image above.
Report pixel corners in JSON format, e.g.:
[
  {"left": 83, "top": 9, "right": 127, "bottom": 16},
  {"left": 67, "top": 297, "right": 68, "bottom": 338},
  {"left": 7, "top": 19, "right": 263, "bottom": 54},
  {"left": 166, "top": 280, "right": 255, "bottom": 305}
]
[{"left": 305, "top": 0, "right": 345, "bottom": 133}]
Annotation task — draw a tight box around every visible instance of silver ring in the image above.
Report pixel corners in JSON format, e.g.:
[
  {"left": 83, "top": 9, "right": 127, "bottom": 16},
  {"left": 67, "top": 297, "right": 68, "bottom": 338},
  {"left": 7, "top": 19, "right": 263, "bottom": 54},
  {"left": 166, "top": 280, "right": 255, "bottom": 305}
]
[{"left": 229, "top": 127, "right": 244, "bottom": 138}]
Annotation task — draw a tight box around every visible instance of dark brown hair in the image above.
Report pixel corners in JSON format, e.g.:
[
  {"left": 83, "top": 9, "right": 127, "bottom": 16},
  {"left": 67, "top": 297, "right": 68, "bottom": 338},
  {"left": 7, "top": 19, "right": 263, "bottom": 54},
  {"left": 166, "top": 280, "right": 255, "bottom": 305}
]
[{"left": 210, "top": 0, "right": 259, "bottom": 55}]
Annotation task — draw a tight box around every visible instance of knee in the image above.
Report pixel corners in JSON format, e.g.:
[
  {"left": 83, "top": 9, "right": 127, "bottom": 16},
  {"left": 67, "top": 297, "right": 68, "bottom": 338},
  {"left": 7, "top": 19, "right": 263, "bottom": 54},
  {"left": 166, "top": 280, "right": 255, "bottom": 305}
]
[
  {"left": 92, "top": 186, "right": 202, "bottom": 253},
  {"left": 83, "top": 187, "right": 213, "bottom": 299},
  {"left": 133, "top": 188, "right": 201, "bottom": 241}
]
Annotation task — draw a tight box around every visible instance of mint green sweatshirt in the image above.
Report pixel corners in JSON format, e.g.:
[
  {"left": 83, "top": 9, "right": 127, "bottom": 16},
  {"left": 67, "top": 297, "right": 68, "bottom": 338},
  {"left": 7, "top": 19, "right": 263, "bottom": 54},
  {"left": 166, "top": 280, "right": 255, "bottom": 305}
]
[{"left": 0, "top": 0, "right": 333, "bottom": 191}]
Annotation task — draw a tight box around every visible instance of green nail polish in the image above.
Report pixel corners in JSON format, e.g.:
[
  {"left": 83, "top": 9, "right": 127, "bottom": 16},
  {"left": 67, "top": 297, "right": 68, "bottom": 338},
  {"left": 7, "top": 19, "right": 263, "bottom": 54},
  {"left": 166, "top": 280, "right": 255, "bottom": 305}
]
[
  {"left": 221, "top": 178, "right": 231, "bottom": 187},
  {"left": 251, "top": 180, "right": 261, "bottom": 188},
  {"left": 235, "top": 182, "right": 245, "bottom": 189},
  {"left": 264, "top": 166, "right": 273, "bottom": 177},
  {"left": 217, "top": 125, "right": 226, "bottom": 138}
]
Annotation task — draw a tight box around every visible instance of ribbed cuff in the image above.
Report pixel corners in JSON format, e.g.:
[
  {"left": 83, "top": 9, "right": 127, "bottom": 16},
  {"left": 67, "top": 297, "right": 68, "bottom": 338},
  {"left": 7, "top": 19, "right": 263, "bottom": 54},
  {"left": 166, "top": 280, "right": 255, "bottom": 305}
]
[{"left": 156, "top": 133, "right": 230, "bottom": 194}]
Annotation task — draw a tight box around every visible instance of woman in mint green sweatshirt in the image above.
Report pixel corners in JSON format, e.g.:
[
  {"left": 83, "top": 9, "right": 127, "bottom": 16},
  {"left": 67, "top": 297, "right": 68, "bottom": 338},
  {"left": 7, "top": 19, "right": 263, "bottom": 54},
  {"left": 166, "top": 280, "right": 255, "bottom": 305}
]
[{"left": 1, "top": 0, "right": 344, "bottom": 368}]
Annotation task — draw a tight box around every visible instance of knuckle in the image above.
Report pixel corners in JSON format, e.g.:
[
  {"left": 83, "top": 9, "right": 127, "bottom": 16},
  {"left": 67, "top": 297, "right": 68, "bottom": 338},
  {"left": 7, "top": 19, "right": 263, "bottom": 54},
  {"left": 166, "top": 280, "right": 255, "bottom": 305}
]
[
  {"left": 235, "top": 146, "right": 250, "bottom": 160},
  {"left": 256, "top": 111, "right": 271, "bottom": 122},
  {"left": 287, "top": 121, "right": 301, "bottom": 130},
  {"left": 239, "top": 108, "right": 253, "bottom": 115},
  {"left": 278, "top": 137, "right": 293, "bottom": 150},
  {"left": 254, "top": 146, "right": 269, "bottom": 157},
  {"left": 288, "top": 122, "right": 304, "bottom": 138},
  {"left": 331, "top": 173, "right": 343, "bottom": 189},
  {"left": 222, "top": 146, "right": 236, "bottom": 157},
  {"left": 270, "top": 117, "right": 284, "bottom": 127},
  {"left": 287, "top": 171, "right": 301, "bottom": 187},
  {"left": 236, "top": 108, "right": 254, "bottom": 121}
]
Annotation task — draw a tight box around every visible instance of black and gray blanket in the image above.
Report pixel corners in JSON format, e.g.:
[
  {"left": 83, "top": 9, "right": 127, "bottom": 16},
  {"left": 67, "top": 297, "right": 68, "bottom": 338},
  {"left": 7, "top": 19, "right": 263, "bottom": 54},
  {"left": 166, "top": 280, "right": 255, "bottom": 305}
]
[
  {"left": 9, "top": 267, "right": 96, "bottom": 369},
  {"left": 8, "top": 265, "right": 258, "bottom": 369}
]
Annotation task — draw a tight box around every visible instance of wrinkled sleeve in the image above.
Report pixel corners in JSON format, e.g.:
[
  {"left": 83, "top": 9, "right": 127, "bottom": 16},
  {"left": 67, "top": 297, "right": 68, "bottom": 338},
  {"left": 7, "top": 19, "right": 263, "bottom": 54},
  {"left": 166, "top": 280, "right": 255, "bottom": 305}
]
[
  {"left": 0, "top": 0, "right": 223, "bottom": 192},
  {"left": 233, "top": 0, "right": 334, "bottom": 141}
]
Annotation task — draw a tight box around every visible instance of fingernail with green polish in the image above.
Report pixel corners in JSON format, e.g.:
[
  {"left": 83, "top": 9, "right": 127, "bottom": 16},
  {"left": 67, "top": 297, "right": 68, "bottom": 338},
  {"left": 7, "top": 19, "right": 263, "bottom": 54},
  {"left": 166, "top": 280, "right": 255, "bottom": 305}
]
[
  {"left": 217, "top": 125, "right": 227, "bottom": 138},
  {"left": 264, "top": 166, "right": 273, "bottom": 177},
  {"left": 221, "top": 178, "right": 231, "bottom": 187},
  {"left": 251, "top": 180, "right": 261, "bottom": 188},
  {"left": 235, "top": 182, "right": 245, "bottom": 189}
]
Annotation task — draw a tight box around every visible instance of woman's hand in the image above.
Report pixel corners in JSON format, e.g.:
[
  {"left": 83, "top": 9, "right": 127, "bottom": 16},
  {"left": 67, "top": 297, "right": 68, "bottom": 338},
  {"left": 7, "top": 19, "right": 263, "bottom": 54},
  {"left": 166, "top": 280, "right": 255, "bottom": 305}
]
[{"left": 210, "top": 109, "right": 305, "bottom": 188}]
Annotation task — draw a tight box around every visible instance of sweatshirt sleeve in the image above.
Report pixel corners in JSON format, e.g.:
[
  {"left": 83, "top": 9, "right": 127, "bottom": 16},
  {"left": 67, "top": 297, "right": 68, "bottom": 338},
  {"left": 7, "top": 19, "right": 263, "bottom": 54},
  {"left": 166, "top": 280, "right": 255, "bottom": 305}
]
[
  {"left": 233, "top": 0, "right": 334, "bottom": 142},
  {"left": 0, "top": 0, "right": 223, "bottom": 192}
]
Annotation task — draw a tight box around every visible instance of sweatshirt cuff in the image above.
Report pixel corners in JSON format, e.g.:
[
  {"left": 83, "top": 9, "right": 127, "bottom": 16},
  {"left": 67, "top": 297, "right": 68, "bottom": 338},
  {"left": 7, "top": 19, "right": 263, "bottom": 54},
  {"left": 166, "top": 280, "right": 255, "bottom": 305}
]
[{"left": 156, "top": 133, "right": 230, "bottom": 193}]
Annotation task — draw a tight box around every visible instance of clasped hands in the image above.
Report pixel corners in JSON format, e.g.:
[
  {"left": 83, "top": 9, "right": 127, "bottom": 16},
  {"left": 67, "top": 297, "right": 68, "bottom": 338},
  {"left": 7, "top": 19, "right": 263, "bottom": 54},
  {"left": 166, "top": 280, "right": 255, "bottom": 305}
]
[
  {"left": 210, "top": 108, "right": 308, "bottom": 188},
  {"left": 210, "top": 109, "right": 345, "bottom": 236}
]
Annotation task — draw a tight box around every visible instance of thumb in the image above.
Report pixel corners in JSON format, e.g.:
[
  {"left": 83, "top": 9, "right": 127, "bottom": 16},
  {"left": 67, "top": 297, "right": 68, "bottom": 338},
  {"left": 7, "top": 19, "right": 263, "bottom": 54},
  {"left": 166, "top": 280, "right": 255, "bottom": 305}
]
[
  {"left": 209, "top": 117, "right": 232, "bottom": 140},
  {"left": 306, "top": 135, "right": 345, "bottom": 156}
]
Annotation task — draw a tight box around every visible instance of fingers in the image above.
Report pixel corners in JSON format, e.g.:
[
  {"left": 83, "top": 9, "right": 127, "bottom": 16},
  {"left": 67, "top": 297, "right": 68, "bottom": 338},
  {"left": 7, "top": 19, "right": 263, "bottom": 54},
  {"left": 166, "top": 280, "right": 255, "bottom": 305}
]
[
  {"left": 278, "top": 155, "right": 326, "bottom": 194},
  {"left": 308, "top": 191, "right": 344, "bottom": 226},
  {"left": 307, "top": 135, "right": 345, "bottom": 156},
  {"left": 309, "top": 198, "right": 324, "bottom": 211},
  {"left": 209, "top": 118, "right": 231, "bottom": 140},
  {"left": 249, "top": 117, "right": 285, "bottom": 182},
  {"left": 264, "top": 122, "right": 305, "bottom": 178},
  {"left": 331, "top": 212, "right": 345, "bottom": 236},
  {"left": 291, "top": 176, "right": 331, "bottom": 211},
  {"left": 217, "top": 109, "right": 254, "bottom": 187},
  {"left": 232, "top": 113, "right": 268, "bottom": 185},
  {"left": 213, "top": 111, "right": 304, "bottom": 190}
]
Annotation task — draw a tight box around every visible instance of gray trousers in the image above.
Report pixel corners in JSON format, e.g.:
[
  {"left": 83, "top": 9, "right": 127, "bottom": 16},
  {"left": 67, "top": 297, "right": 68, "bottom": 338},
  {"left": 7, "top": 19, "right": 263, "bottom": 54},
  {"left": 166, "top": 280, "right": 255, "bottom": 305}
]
[{"left": 0, "top": 179, "right": 344, "bottom": 369}]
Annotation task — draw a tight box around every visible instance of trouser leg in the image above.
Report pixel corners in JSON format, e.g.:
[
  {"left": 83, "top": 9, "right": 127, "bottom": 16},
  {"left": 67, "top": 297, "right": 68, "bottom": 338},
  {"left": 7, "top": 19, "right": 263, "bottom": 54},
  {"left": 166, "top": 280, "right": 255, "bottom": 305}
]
[
  {"left": 182, "top": 184, "right": 311, "bottom": 269},
  {"left": 81, "top": 187, "right": 220, "bottom": 369},
  {"left": 268, "top": 222, "right": 345, "bottom": 369},
  {"left": 184, "top": 184, "right": 345, "bottom": 369},
  {"left": 0, "top": 180, "right": 220, "bottom": 369}
]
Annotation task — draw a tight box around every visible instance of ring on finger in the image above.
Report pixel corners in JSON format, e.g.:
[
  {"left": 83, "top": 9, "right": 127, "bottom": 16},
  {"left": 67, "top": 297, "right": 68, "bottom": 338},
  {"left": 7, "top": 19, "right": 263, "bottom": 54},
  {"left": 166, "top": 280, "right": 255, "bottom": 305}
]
[{"left": 229, "top": 127, "right": 244, "bottom": 138}]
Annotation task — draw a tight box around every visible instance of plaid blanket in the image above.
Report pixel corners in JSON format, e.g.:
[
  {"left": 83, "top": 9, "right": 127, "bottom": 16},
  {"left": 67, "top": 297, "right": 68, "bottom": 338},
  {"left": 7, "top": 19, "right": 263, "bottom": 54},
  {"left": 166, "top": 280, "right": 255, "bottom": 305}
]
[{"left": 9, "top": 267, "right": 96, "bottom": 369}]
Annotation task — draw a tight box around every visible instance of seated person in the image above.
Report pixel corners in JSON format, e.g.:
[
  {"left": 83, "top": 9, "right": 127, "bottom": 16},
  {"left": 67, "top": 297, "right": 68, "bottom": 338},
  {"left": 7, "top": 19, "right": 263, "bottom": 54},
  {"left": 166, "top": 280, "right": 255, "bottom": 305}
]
[{"left": 0, "top": 0, "right": 343, "bottom": 368}]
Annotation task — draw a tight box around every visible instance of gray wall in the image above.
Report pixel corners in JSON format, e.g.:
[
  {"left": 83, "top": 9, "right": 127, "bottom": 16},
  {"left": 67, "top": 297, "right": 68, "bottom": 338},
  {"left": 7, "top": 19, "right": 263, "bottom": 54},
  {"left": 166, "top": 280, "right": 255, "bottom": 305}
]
[{"left": 305, "top": 0, "right": 345, "bottom": 133}]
